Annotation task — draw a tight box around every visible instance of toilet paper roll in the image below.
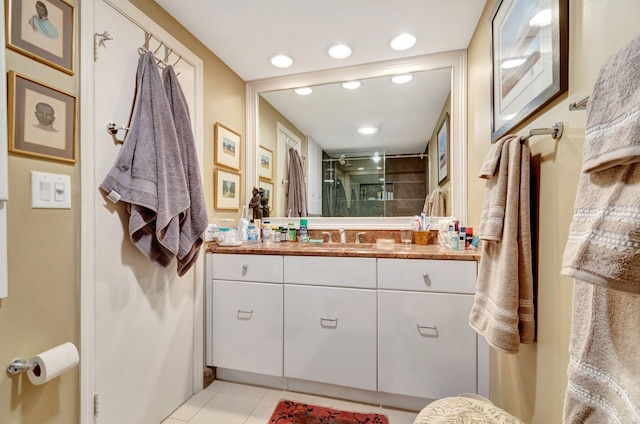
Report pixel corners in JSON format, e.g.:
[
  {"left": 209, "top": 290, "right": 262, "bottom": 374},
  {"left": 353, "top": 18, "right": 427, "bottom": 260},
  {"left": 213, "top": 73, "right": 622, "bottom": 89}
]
[{"left": 27, "top": 342, "right": 79, "bottom": 385}]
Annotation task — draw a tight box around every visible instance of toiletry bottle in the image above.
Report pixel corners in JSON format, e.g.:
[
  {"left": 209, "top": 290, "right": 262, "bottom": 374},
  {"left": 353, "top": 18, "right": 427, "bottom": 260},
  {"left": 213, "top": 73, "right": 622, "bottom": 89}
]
[
  {"left": 465, "top": 227, "right": 474, "bottom": 250},
  {"left": 451, "top": 230, "right": 459, "bottom": 250},
  {"left": 263, "top": 223, "right": 272, "bottom": 245},
  {"left": 247, "top": 224, "right": 258, "bottom": 243},
  {"left": 273, "top": 226, "right": 281, "bottom": 243},
  {"left": 288, "top": 222, "right": 297, "bottom": 242},
  {"left": 299, "top": 219, "right": 309, "bottom": 242}
]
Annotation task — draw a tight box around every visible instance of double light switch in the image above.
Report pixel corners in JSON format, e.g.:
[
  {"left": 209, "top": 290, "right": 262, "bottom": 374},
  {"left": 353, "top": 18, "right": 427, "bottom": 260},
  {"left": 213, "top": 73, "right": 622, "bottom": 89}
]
[{"left": 31, "top": 171, "right": 71, "bottom": 209}]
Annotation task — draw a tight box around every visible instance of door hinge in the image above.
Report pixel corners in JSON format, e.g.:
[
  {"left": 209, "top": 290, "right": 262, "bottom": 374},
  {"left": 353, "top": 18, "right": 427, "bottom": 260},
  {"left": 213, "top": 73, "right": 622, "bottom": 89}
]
[{"left": 94, "top": 393, "right": 100, "bottom": 417}]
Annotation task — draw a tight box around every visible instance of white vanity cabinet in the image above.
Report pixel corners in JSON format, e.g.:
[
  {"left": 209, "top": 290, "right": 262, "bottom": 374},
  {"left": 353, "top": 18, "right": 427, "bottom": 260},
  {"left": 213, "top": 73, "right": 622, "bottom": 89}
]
[
  {"left": 207, "top": 254, "right": 283, "bottom": 376},
  {"left": 377, "top": 258, "right": 479, "bottom": 399},
  {"left": 283, "top": 256, "right": 377, "bottom": 391}
]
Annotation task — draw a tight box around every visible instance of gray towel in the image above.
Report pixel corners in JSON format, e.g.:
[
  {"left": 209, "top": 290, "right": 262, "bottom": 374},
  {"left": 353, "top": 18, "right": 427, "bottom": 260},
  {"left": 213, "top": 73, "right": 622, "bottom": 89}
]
[
  {"left": 286, "top": 148, "right": 308, "bottom": 217},
  {"left": 581, "top": 34, "right": 640, "bottom": 173},
  {"left": 562, "top": 33, "right": 640, "bottom": 294},
  {"left": 100, "top": 51, "right": 189, "bottom": 268},
  {"left": 163, "top": 65, "right": 208, "bottom": 276},
  {"left": 469, "top": 137, "right": 535, "bottom": 354}
]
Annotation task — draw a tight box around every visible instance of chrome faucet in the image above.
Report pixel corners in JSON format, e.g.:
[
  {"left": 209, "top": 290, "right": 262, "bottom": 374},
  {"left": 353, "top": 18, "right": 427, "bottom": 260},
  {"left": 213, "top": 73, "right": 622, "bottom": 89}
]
[
  {"left": 355, "top": 232, "right": 366, "bottom": 243},
  {"left": 339, "top": 227, "right": 346, "bottom": 244},
  {"left": 321, "top": 231, "right": 333, "bottom": 243}
]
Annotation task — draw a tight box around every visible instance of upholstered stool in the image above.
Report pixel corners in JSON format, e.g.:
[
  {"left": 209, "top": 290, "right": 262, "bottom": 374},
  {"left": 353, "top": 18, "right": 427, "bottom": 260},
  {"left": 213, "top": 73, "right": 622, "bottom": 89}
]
[{"left": 413, "top": 394, "right": 523, "bottom": 423}]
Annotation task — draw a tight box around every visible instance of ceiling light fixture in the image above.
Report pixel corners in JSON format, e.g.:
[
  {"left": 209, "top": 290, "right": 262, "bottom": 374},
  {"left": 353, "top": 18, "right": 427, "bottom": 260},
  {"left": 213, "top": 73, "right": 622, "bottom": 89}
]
[
  {"left": 357, "top": 167, "right": 365, "bottom": 171},
  {"left": 529, "top": 9, "right": 552, "bottom": 27},
  {"left": 342, "top": 80, "right": 362, "bottom": 90},
  {"left": 294, "top": 87, "right": 313, "bottom": 95},
  {"left": 390, "top": 33, "right": 416, "bottom": 51},
  {"left": 392, "top": 73, "right": 413, "bottom": 84},
  {"left": 372, "top": 151, "right": 381, "bottom": 163},
  {"left": 270, "top": 54, "right": 293, "bottom": 68},
  {"left": 328, "top": 44, "right": 352, "bottom": 59},
  {"left": 357, "top": 126, "right": 378, "bottom": 135}
]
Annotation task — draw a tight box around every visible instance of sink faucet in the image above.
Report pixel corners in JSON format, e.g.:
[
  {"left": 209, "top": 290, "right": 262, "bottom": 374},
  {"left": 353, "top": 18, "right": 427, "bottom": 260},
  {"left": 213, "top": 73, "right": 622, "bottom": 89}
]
[
  {"left": 355, "top": 232, "right": 366, "bottom": 244},
  {"left": 321, "top": 231, "right": 333, "bottom": 243},
  {"left": 339, "top": 227, "right": 346, "bottom": 244}
]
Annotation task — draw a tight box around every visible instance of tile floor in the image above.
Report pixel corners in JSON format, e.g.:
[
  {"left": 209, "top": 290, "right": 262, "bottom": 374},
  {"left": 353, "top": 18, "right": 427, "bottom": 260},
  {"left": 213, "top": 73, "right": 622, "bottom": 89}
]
[{"left": 161, "top": 380, "right": 419, "bottom": 424}]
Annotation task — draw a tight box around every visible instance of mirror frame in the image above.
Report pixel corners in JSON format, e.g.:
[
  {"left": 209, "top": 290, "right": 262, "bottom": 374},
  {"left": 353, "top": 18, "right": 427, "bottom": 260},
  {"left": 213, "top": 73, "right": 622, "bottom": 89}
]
[{"left": 245, "top": 50, "right": 467, "bottom": 228}]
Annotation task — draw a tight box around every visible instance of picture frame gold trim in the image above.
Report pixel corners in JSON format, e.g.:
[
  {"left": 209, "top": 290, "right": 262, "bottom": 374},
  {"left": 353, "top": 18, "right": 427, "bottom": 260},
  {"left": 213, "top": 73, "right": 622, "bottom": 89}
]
[
  {"left": 259, "top": 145, "right": 273, "bottom": 181},
  {"left": 214, "top": 122, "right": 241, "bottom": 171},
  {"left": 259, "top": 178, "right": 274, "bottom": 214},
  {"left": 8, "top": 71, "right": 77, "bottom": 163},
  {"left": 214, "top": 168, "right": 241, "bottom": 210},
  {"left": 6, "top": 0, "right": 75, "bottom": 75}
]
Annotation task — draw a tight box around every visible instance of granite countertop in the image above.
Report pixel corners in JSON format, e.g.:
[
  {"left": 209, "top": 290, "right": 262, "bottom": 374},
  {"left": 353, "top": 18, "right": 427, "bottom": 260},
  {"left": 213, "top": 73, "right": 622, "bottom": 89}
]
[{"left": 205, "top": 241, "right": 480, "bottom": 261}]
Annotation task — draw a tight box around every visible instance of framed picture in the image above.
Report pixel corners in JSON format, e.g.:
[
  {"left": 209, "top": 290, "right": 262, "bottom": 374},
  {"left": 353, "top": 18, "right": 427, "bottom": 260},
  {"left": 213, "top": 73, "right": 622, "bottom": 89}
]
[
  {"left": 7, "top": 71, "right": 77, "bottom": 163},
  {"left": 214, "top": 122, "right": 241, "bottom": 171},
  {"left": 259, "top": 178, "right": 274, "bottom": 214},
  {"left": 490, "top": 0, "right": 568, "bottom": 142},
  {"left": 259, "top": 145, "right": 273, "bottom": 180},
  {"left": 436, "top": 113, "right": 449, "bottom": 185},
  {"left": 6, "top": 0, "right": 75, "bottom": 75},
  {"left": 214, "top": 169, "right": 241, "bottom": 210}
]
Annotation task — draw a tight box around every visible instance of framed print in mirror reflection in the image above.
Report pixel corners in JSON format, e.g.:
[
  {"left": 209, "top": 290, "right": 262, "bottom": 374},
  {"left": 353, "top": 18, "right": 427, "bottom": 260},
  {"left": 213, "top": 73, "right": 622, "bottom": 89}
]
[
  {"left": 437, "top": 113, "right": 449, "bottom": 185},
  {"left": 214, "top": 122, "right": 241, "bottom": 171},
  {"left": 490, "top": 0, "right": 568, "bottom": 142},
  {"left": 259, "top": 179, "right": 274, "bottom": 216},
  {"left": 259, "top": 145, "right": 273, "bottom": 180}
]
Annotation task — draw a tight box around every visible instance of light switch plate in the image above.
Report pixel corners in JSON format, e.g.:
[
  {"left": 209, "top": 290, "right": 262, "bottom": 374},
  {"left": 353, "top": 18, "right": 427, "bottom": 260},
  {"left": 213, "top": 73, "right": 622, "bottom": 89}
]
[{"left": 31, "top": 171, "right": 71, "bottom": 209}]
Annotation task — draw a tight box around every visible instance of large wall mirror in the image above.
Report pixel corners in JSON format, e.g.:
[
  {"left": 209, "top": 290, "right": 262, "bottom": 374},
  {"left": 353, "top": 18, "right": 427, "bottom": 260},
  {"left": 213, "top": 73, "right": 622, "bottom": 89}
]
[{"left": 246, "top": 50, "right": 467, "bottom": 228}]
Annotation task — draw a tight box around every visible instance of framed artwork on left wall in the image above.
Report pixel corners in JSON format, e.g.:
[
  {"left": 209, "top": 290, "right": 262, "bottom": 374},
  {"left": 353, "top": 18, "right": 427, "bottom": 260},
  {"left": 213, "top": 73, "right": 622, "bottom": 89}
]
[
  {"left": 214, "top": 122, "right": 241, "bottom": 171},
  {"left": 214, "top": 169, "right": 241, "bottom": 210},
  {"left": 6, "top": 0, "right": 75, "bottom": 75},
  {"left": 8, "top": 71, "right": 77, "bottom": 163}
]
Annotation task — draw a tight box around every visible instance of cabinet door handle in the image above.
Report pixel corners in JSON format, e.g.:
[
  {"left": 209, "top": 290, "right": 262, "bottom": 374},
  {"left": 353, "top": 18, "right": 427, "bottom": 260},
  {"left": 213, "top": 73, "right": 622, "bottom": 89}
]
[
  {"left": 417, "top": 323, "right": 438, "bottom": 336},
  {"left": 237, "top": 309, "right": 253, "bottom": 320},
  {"left": 241, "top": 265, "right": 248, "bottom": 276},
  {"left": 320, "top": 317, "right": 338, "bottom": 328},
  {"left": 422, "top": 272, "right": 431, "bottom": 286}
]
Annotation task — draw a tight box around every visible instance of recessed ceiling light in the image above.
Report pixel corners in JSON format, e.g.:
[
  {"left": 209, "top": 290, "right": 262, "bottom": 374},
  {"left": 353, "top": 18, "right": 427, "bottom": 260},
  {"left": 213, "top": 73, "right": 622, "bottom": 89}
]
[
  {"left": 270, "top": 54, "right": 293, "bottom": 68},
  {"left": 501, "top": 58, "right": 526, "bottom": 69},
  {"left": 357, "top": 126, "right": 378, "bottom": 135},
  {"left": 357, "top": 167, "right": 365, "bottom": 171},
  {"left": 328, "top": 44, "right": 352, "bottom": 59},
  {"left": 376, "top": 166, "right": 383, "bottom": 170},
  {"left": 392, "top": 74, "right": 413, "bottom": 84},
  {"left": 294, "top": 87, "right": 313, "bottom": 95},
  {"left": 390, "top": 33, "right": 416, "bottom": 51},
  {"left": 342, "top": 80, "right": 362, "bottom": 90}
]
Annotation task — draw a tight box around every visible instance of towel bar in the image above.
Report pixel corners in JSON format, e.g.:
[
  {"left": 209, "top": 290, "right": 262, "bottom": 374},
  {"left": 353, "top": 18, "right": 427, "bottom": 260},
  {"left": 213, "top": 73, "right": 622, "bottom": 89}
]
[
  {"left": 522, "top": 122, "right": 563, "bottom": 142},
  {"left": 569, "top": 96, "right": 589, "bottom": 111}
]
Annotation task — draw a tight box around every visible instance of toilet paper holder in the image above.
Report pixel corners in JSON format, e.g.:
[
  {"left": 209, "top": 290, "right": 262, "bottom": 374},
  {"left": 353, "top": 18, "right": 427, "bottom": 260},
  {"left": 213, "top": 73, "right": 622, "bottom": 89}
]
[{"left": 6, "top": 358, "right": 33, "bottom": 375}]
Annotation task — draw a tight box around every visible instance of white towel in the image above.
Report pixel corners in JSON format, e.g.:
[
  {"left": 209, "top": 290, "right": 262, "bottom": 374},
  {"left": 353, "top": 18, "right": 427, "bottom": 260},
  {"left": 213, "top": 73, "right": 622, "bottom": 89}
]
[
  {"left": 163, "top": 65, "right": 209, "bottom": 276},
  {"left": 100, "top": 51, "right": 189, "bottom": 268},
  {"left": 422, "top": 187, "right": 446, "bottom": 216},
  {"left": 469, "top": 137, "right": 535, "bottom": 354}
]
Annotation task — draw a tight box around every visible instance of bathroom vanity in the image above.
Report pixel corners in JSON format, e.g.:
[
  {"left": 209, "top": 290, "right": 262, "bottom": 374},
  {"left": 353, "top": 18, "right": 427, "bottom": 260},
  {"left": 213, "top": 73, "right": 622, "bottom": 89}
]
[{"left": 205, "top": 242, "right": 487, "bottom": 409}]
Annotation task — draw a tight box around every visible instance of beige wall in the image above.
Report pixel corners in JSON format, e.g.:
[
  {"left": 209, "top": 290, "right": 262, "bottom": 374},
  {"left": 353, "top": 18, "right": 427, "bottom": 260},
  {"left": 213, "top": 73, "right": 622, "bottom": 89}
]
[
  {"left": 0, "top": 0, "right": 80, "bottom": 422},
  {"left": 0, "top": 1, "right": 246, "bottom": 423},
  {"left": 466, "top": 1, "right": 640, "bottom": 422}
]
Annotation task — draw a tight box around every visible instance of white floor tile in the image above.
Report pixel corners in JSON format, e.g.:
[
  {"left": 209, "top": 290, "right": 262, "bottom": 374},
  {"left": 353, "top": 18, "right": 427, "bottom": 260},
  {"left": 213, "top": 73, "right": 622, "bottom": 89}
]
[
  {"left": 187, "top": 383, "right": 267, "bottom": 424},
  {"left": 244, "top": 389, "right": 285, "bottom": 424},
  {"left": 169, "top": 380, "right": 226, "bottom": 421}
]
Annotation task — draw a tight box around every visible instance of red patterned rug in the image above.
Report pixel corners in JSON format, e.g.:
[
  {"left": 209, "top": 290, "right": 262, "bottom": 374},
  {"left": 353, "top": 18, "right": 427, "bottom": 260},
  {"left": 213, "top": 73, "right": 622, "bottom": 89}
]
[{"left": 269, "top": 400, "right": 389, "bottom": 424}]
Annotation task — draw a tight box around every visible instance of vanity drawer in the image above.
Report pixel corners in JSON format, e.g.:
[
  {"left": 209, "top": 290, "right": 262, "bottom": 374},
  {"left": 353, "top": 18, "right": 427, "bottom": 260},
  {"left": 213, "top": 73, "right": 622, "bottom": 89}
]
[
  {"left": 211, "top": 254, "right": 283, "bottom": 283},
  {"left": 378, "top": 290, "right": 477, "bottom": 398},
  {"left": 378, "top": 258, "right": 476, "bottom": 294},
  {"left": 284, "top": 256, "right": 376, "bottom": 288}
]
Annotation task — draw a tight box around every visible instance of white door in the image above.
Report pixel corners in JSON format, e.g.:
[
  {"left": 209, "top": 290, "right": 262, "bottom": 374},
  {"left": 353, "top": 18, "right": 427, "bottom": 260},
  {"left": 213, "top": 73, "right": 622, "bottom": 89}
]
[{"left": 91, "top": 1, "right": 202, "bottom": 423}]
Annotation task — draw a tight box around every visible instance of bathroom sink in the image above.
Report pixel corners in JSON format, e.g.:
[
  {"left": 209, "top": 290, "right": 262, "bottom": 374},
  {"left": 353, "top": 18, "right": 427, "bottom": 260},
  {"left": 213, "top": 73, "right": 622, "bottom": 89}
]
[{"left": 302, "top": 243, "right": 375, "bottom": 251}]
